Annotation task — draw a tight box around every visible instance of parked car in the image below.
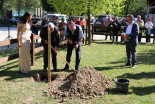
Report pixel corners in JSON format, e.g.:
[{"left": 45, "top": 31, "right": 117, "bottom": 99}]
[
  {"left": 68, "top": 17, "right": 74, "bottom": 21},
  {"left": 94, "top": 15, "right": 107, "bottom": 32},
  {"left": 47, "top": 14, "right": 69, "bottom": 23},
  {"left": 9, "top": 16, "right": 21, "bottom": 26}
]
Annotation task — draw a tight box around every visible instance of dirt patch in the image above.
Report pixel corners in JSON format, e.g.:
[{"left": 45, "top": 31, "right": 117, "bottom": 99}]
[
  {"left": 33, "top": 72, "right": 60, "bottom": 83},
  {"left": 41, "top": 66, "right": 112, "bottom": 99}
]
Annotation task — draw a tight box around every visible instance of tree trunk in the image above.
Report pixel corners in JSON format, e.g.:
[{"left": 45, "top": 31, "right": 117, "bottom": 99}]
[
  {"left": 33, "top": 0, "right": 36, "bottom": 15},
  {"left": 0, "top": 0, "right": 4, "bottom": 10},
  {"left": 18, "top": 5, "right": 20, "bottom": 17},
  {"left": 87, "top": 1, "right": 91, "bottom": 45}
]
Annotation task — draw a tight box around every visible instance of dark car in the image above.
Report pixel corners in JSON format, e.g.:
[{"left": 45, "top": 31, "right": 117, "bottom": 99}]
[
  {"left": 69, "top": 17, "right": 74, "bottom": 21},
  {"left": 9, "top": 18, "right": 20, "bottom": 26},
  {"left": 94, "top": 15, "right": 107, "bottom": 32}
]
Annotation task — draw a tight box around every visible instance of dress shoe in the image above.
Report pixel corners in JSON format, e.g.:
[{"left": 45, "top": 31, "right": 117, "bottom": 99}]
[
  {"left": 63, "top": 67, "right": 69, "bottom": 70},
  {"left": 42, "top": 68, "right": 47, "bottom": 72},
  {"left": 75, "top": 68, "right": 79, "bottom": 71},
  {"left": 131, "top": 65, "right": 136, "bottom": 68},
  {"left": 54, "top": 69, "right": 59, "bottom": 72},
  {"left": 125, "top": 63, "right": 131, "bottom": 66}
]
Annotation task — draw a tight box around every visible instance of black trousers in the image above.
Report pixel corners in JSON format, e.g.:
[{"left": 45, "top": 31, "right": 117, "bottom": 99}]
[
  {"left": 32, "top": 27, "right": 39, "bottom": 42},
  {"left": 43, "top": 44, "right": 57, "bottom": 70},
  {"left": 138, "top": 33, "right": 142, "bottom": 43},
  {"left": 105, "top": 27, "right": 112, "bottom": 40},
  {"left": 112, "top": 29, "right": 118, "bottom": 43},
  {"left": 65, "top": 43, "right": 81, "bottom": 70},
  {"left": 146, "top": 35, "right": 150, "bottom": 43},
  {"left": 126, "top": 40, "right": 137, "bottom": 66}
]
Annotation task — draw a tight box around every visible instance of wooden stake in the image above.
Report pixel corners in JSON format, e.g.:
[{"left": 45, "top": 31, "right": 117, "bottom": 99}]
[{"left": 48, "top": 27, "right": 51, "bottom": 83}]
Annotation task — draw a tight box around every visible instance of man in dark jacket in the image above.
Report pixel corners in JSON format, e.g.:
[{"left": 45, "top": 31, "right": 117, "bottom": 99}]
[
  {"left": 41, "top": 16, "right": 48, "bottom": 27},
  {"left": 124, "top": 14, "right": 139, "bottom": 68},
  {"left": 40, "top": 23, "right": 60, "bottom": 72},
  {"left": 112, "top": 16, "right": 120, "bottom": 43}
]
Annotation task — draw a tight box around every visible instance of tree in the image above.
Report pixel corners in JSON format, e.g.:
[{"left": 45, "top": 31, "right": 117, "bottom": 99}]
[
  {"left": 14, "top": 0, "right": 42, "bottom": 16},
  {"left": 41, "top": 0, "right": 55, "bottom": 13},
  {"left": 124, "top": 0, "right": 147, "bottom": 15},
  {"left": 0, "top": 0, "right": 15, "bottom": 17}
]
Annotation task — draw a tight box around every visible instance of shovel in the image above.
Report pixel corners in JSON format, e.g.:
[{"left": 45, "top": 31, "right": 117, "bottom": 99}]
[{"left": 51, "top": 45, "right": 75, "bottom": 71}]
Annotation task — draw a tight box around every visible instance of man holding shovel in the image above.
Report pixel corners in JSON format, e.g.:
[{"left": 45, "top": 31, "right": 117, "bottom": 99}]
[
  {"left": 63, "top": 21, "right": 84, "bottom": 71},
  {"left": 40, "top": 23, "right": 60, "bottom": 72}
]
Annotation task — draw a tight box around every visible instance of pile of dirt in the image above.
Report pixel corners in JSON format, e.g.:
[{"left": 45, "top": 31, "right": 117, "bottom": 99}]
[{"left": 43, "top": 66, "right": 112, "bottom": 99}]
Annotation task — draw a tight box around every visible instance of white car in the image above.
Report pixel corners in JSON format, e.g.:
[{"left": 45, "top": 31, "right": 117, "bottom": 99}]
[{"left": 46, "top": 14, "right": 69, "bottom": 23}]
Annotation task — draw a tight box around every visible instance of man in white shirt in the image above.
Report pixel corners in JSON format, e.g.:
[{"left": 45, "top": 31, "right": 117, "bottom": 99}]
[{"left": 124, "top": 14, "right": 139, "bottom": 68}]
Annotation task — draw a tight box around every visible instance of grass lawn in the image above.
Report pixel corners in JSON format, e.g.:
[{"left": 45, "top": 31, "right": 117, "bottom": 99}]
[{"left": 0, "top": 40, "right": 155, "bottom": 104}]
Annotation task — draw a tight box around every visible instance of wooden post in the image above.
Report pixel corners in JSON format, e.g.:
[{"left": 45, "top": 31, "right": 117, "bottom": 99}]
[
  {"left": 48, "top": 27, "right": 51, "bottom": 83},
  {"left": 85, "top": 24, "right": 88, "bottom": 45},
  {"left": 87, "top": 1, "right": 91, "bottom": 44},
  {"left": 153, "top": 28, "right": 155, "bottom": 44},
  {"left": 92, "top": 24, "right": 94, "bottom": 41},
  {"left": 31, "top": 33, "right": 35, "bottom": 66},
  {"left": 82, "top": 27, "right": 85, "bottom": 44}
]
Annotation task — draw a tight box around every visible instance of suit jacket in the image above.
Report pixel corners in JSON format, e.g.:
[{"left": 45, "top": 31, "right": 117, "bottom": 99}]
[
  {"left": 40, "top": 24, "right": 59, "bottom": 47},
  {"left": 126, "top": 22, "right": 139, "bottom": 45}
]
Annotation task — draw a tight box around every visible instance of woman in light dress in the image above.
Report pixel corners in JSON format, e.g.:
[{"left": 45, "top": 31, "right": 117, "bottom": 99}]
[{"left": 17, "top": 11, "right": 32, "bottom": 73}]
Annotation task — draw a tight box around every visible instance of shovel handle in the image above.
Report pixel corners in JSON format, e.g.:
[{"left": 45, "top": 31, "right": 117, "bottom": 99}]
[{"left": 51, "top": 46, "right": 75, "bottom": 70}]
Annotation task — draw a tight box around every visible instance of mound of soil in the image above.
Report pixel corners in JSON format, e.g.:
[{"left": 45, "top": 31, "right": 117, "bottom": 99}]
[{"left": 36, "top": 66, "right": 111, "bottom": 99}]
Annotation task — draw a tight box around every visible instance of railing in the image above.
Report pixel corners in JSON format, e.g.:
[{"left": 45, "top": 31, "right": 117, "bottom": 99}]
[
  {"left": 0, "top": 33, "right": 66, "bottom": 65},
  {"left": 92, "top": 25, "right": 155, "bottom": 43}
]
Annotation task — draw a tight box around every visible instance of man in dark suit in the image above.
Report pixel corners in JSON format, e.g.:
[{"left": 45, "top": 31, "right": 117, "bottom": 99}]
[
  {"left": 40, "top": 23, "right": 60, "bottom": 72},
  {"left": 63, "top": 21, "right": 84, "bottom": 71},
  {"left": 124, "top": 14, "right": 139, "bottom": 68},
  {"left": 112, "top": 16, "right": 120, "bottom": 43}
]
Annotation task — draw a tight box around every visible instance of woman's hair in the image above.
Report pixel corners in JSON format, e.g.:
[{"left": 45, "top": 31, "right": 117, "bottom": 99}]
[
  {"left": 20, "top": 11, "right": 32, "bottom": 24},
  {"left": 148, "top": 18, "right": 152, "bottom": 21}
]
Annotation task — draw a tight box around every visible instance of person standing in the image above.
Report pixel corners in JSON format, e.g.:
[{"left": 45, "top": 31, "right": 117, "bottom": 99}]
[
  {"left": 79, "top": 17, "right": 85, "bottom": 29},
  {"left": 90, "top": 14, "right": 96, "bottom": 24},
  {"left": 135, "top": 15, "right": 144, "bottom": 43},
  {"left": 74, "top": 17, "right": 80, "bottom": 25},
  {"left": 63, "top": 21, "right": 84, "bottom": 71},
  {"left": 55, "top": 16, "right": 59, "bottom": 27},
  {"left": 112, "top": 16, "right": 120, "bottom": 43},
  {"left": 145, "top": 18, "right": 153, "bottom": 44},
  {"left": 58, "top": 18, "right": 66, "bottom": 41},
  {"left": 120, "top": 19, "right": 127, "bottom": 42},
  {"left": 123, "top": 14, "right": 139, "bottom": 68},
  {"left": 104, "top": 15, "right": 113, "bottom": 40},
  {"left": 17, "top": 11, "right": 32, "bottom": 73},
  {"left": 40, "top": 23, "right": 60, "bottom": 72},
  {"left": 41, "top": 16, "right": 48, "bottom": 27},
  {"left": 31, "top": 14, "right": 39, "bottom": 42},
  {"left": 50, "top": 17, "right": 57, "bottom": 26}
]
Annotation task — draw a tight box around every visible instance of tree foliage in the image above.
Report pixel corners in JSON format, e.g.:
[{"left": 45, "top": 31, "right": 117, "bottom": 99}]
[
  {"left": 41, "top": 0, "right": 55, "bottom": 12},
  {"left": 0, "top": 0, "right": 42, "bottom": 17},
  {"left": 124, "top": 0, "right": 147, "bottom": 15},
  {"left": 47, "top": 0, "right": 127, "bottom": 16}
]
